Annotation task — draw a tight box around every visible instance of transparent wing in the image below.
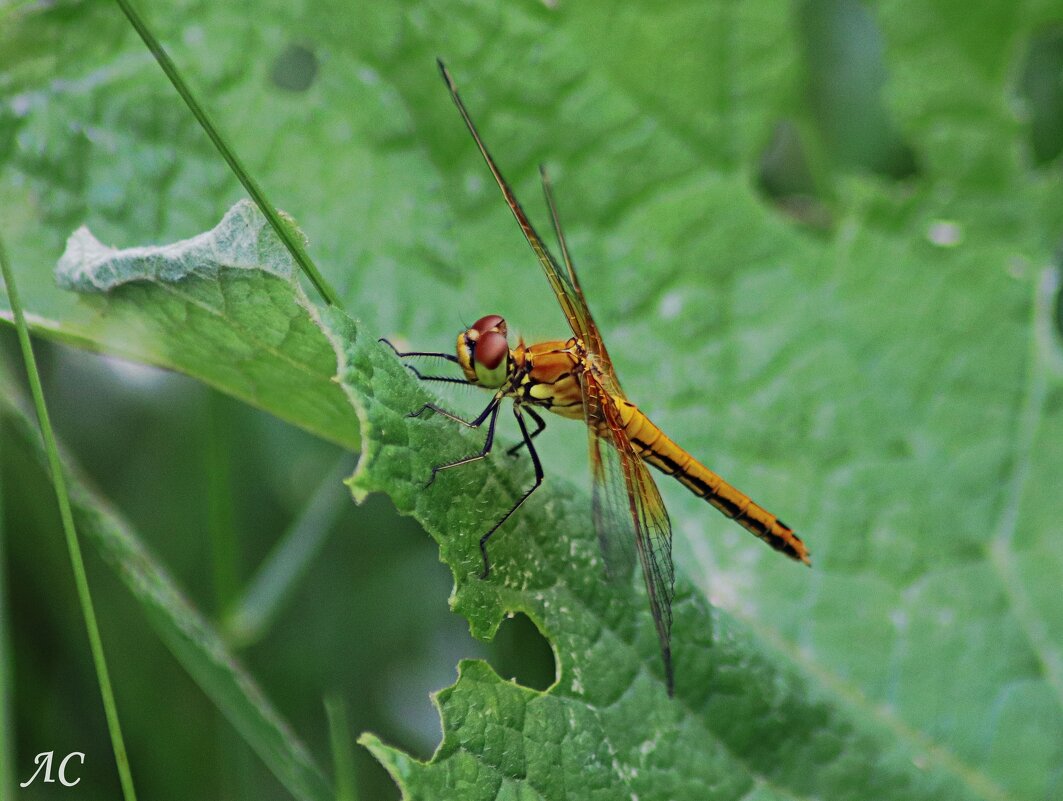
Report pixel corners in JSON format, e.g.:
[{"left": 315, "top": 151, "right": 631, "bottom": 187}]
[
  {"left": 539, "top": 165, "right": 625, "bottom": 399},
  {"left": 438, "top": 61, "right": 593, "bottom": 348},
  {"left": 439, "top": 61, "right": 631, "bottom": 399},
  {"left": 583, "top": 376, "right": 637, "bottom": 579},
  {"left": 582, "top": 373, "right": 675, "bottom": 692}
]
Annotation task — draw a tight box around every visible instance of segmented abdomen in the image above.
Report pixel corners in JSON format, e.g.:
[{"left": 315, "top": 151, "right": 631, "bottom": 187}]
[{"left": 613, "top": 400, "right": 811, "bottom": 564}]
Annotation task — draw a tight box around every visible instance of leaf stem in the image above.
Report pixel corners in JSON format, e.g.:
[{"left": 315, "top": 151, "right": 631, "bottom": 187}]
[
  {"left": 0, "top": 233, "right": 138, "bottom": 800},
  {"left": 112, "top": 0, "right": 343, "bottom": 309}
]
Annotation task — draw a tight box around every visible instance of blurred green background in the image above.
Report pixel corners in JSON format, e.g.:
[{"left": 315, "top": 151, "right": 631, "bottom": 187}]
[{"left": 3, "top": 0, "right": 1063, "bottom": 798}]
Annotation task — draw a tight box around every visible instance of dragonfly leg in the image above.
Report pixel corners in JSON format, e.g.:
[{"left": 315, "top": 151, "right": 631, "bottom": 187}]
[
  {"left": 424, "top": 399, "right": 501, "bottom": 488},
  {"left": 405, "top": 367, "right": 469, "bottom": 385},
  {"left": 506, "top": 406, "right": 546, "bottom": 457},
  {"left": 408, "top": 397, "right": 496, "bottom": 426},
  {"left": 379, "top": 338, "right": 469, "bottom": 384},
  {"left": 479, "top": 405, "right": 545, "bottom": 579},
  {"left": 379, "top": 337, "right": 459, "bottom": 363}
]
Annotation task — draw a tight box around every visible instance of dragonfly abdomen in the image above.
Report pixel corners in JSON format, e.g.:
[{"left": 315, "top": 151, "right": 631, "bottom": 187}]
[{"left": 617, "top": 404, "right": 811, "bottom": 566}]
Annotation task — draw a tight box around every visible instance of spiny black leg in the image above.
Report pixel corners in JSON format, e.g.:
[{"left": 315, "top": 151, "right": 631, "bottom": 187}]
[
  {"left": 378, "top": 337, "right": 460, "bottom": 363},
  {"left": 379, "top": 338, "right": 467, "bottom": 384},
  {"left": 506, "top": 406, "right": 546, "bottom": 457},
  {"left": 426, "top": 401, "right": 501, "bottom": 487},
  {"left": 479, "top": 405, "right": 545, "bottom": 579},
  {"left": 405, "top": 367, "right": 470, "bottom": 385},
  {"left": 409, "top": 398, "right": 496, "bottom": 428}
]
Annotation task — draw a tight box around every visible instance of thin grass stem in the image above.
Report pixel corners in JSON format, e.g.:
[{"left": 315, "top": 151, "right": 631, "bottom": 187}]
[
  {"left": 324, "top": 694, "right": 358, "bottom": 801},
  {"left": 113, "top": 0, "right": 343, "bottom": 308},
  {"left": 206, "top": 390, "right": 239, "bottom": 614},
  {"left": 0, "top": 413, "right": 14, "bottom": 799},
  {"left": 0, "top": 233, "right": 138, "bottom": 799},
  {"left": 224, "top": 454, "right": 354, "bottom": 646}
]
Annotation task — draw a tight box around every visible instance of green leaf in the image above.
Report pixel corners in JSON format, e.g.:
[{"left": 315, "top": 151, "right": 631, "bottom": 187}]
[
  {"left": 50, "top": 200, "right": 358, "bottom": 450},
  {"left": 48, "top": 202, "right": 1044, "bottom": 800},
  {"left": 4, "top": 0, "right": 1063, "bottom": 799},
  {"left": 0, "top": 372, "right": 332, "bottom": 801}
]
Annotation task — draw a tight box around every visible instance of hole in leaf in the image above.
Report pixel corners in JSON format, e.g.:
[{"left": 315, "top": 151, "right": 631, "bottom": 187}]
[
  {"left": 796, "top": 0, "right": 919, "bottom": 179},
  {"left": 756, "top": 120, "right": 832, "bottom": 228},
  {"left": 488, "top": 612, "right": 555, "bottom": 691},
  {"left": 1018, "top": 29, "right": 1063, "bottom": 165},
  {"left": 270, "top": 44, "right": 318, "bottom": 93}
]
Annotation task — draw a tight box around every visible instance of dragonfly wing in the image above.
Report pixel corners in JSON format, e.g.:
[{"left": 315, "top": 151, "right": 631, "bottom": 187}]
[
  {"left": 438, "top": 62, "right": 592, "bottom": 347},
  {"left": 582, "top": 373, "right": 675, "bottom": 693},
  {"left": 538, "top": 165, "right": 627, "bottom": 398},
  {"left": 439, "top": 63, "right": 630, "bottom": 396},
  {"left": 584, "top": 381, "right": 637, "bottom": 579}
]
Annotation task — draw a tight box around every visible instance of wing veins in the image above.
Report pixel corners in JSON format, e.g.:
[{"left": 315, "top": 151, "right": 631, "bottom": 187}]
[
  {"left": 438, "top": 61, "right": 589, "bottom": 344},
  {"left": 582, "top": 373, "right": 675, "bottom": 693}
]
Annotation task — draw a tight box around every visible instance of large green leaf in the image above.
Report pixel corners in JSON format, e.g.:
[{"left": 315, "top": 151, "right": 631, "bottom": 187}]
[
  {"left": 52, "top": 201, "right": 358, "bottom": 448},
  {"left": 3, "top": 0, "right": 1063, "bottom": 799},
  {"left": 43, "top": 198, "right": 1055, "bottom": 800}
]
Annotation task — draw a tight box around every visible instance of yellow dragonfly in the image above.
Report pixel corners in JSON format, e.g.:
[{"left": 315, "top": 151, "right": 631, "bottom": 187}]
[{"left": 385, "top": 61, "right": 811, "bottom": 695}]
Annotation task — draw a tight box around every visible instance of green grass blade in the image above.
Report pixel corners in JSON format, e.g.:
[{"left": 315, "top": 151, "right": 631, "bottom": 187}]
[
  {"left": 224, "top": 454, "right": 354, "bottom": 647},
  {"left": 324, "top": 694, "right": 358, "bottom": 801},
  {"left": 0, "top": 415, "right": 14, "bottom": 801},
  {"left": 0, "top": 378, "right": 334, "bottom": 801},
  {"left": 111, "top": 0, "right": 342, "bottom": 309},
  {"left": 0, "top": 232, "right": 138, "bottom": 800},
  {"left": 206, "top": 390, "right": 239, "bottom": 614}
]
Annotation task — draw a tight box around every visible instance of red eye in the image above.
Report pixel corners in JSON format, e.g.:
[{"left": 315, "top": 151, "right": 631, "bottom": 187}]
[
  {"left": 475, "top": 331, "right": 508, "bottom": 369},
  {"left": 472, "top": 314, "right": 506, "bottom": 335}
]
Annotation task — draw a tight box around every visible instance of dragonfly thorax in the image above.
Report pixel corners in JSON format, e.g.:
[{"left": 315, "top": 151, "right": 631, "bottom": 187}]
[{"left": 457, "top": 314, "right": 512, "bottom": 388}]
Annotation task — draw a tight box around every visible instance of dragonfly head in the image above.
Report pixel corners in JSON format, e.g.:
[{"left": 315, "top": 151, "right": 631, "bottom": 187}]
[{"left": 457, "top": 314, "right": 510, "bottom": 388}]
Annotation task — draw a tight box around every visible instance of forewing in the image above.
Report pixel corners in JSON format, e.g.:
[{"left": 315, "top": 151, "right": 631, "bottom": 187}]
[
  {"left": 582, "top": 373, "right": 675, "bottom": 692},
  {"left": 439, "top": 62, "right": 592, "bottom": 346},
  {"left": 538, "top": 166, "right": 626, "bottom": 399}
]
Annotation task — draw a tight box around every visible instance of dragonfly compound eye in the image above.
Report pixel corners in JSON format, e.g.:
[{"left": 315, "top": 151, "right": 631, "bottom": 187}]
[
  {"left": 472, "top": 331, "right": 509, "bottom": 387},
  {"left": 472, "top": 314, "right": 507, "bottom": 336},
  {"left": 474, "top": 331, "right": 508, "bottom": 369}
]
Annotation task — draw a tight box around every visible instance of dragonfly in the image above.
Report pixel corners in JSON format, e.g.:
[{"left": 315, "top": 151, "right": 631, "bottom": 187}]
[{"left": 384, "top": 60, "right": 811, "bottom": 695}]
